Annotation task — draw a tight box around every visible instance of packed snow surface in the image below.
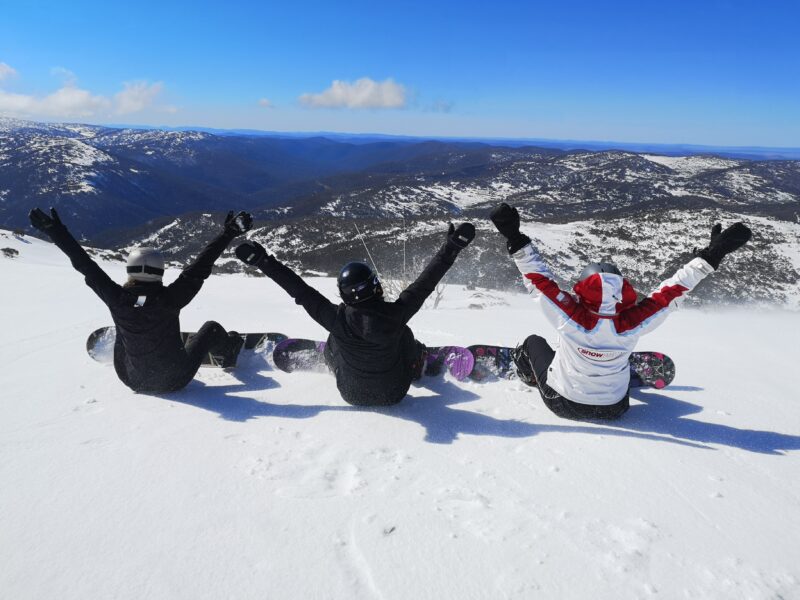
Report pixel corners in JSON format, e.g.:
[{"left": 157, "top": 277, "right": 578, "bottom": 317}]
[{"left": 2, "top": 231, "right": 800, "bottom": 600}]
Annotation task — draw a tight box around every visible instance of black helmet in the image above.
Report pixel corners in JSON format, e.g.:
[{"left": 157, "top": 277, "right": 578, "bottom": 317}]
[
  {"left": 578, "top": 262, "right": 622, "bottom": 281},
  {"left": 337, "top": 262, "right": 383, "bottom": 304}
]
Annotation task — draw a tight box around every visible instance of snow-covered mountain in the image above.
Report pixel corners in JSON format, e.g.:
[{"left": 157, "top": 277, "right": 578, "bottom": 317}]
[
  {"left": 2, "top": 228, "right": 799, "bottom": 600},
  {"left": 1, "top": 118, "right": 524, "bottom": 236},
  {"left": 99, "top": 207, "right": 800, "bottom": 308},
  {"left": 299, "top": 150, "right": 800, "bottom": 220},
  {"left": 3, "top": 118, "right": 799, "bottom": 306}
]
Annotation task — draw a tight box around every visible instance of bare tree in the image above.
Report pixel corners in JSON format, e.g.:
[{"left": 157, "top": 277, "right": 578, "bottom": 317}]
[{"left": 354, "top": 219, "right": 447, "bottom": 309}]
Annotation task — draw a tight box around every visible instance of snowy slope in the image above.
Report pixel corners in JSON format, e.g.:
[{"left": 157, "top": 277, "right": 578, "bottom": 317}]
[{"left": 1, "top": 231, "right": 800, "bottom": 600}]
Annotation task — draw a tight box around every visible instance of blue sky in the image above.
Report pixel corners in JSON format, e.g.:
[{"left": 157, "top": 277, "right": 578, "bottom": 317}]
[{"left": 1, "top": 0, "right": 798, "bottom": 146}]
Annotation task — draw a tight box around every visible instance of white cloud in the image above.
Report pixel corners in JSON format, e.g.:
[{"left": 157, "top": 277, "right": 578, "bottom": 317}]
[
  {"left": 114, "top": 81, "right": 164, "bottom": 115},
  {"left": 299, "top": 77, "right": 406, "bottom": 109},
  {"left": 258, "top": 98, "right": 274, "bottom": 108},
  {"left": 50, "top": 66, "right": 77, "bottom": 86},
  {"left": 41, "top": 85, "right": 111, "bottom": 116},
  {"left": 0, "top": 84, "right": 109, "bottom": 117},
  {"left": 0, "top": 69, "right": 169, "bottom": 119},
  {"left": 0, "top": 62, "right": 17, "bottom": 81}
]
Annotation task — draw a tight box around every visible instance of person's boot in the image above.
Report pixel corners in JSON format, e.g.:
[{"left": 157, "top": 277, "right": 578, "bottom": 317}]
[
  {"left": 511, "top": 343, "right": 536, "bottom": 387},
  {"left": 214, "top": 331, "right": 245, "bottom": 368},
  {"left": 411, "top": 343, "right": 428, "bottom": 380}
]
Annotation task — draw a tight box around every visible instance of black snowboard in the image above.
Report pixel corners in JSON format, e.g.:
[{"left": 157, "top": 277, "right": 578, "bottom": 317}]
[
  {"left": 468, "top": 345, "right": 676, "bottom": 389},
  {"left": 272, "top": 338, "right": 476, "bottom": 380},
  {"left": 86, "top": 327, "right": 288, "bottom": 368}
]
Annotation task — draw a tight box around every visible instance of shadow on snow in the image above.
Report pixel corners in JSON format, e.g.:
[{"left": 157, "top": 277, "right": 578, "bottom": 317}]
[{"left": 158, "top": 368, "right": 800, "bottom": 454}]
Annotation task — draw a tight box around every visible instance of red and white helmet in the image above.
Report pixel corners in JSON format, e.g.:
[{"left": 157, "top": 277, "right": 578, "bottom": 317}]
[{"left": 572, "top": 262, "right": 637, "bottom": 317}]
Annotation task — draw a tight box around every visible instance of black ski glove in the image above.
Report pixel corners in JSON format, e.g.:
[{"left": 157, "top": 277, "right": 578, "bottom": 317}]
[
  {"left": 29, "top": 207, "right": 66, "bottom": 234},
  {"left": 694, "top": 222, "right": 752, "bottom": 270},
  {"left": 224, "top": 211, "right": 253, "bottom": 237},
  {"left": 489, "top": 203, "right": 530, "bottom": 254},
  {"left": 446, "top": 222, "right": 476, "bottom": 250},
  {"left": 235, "top": 241, "right": 269, "bottom": 267}
]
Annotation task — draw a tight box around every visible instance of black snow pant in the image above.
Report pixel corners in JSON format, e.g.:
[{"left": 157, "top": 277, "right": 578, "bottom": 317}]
[
  {"left": 322, "top": 334, "right": 426, "bottom": 406},
  {"left": 124, "top": 321, "right": 230, "bottom": 393},
  {"left": 184, "top": 320, "right": 230, "bottom": 365},
  {"left": 523, "top": 334, "right": 629, "bottom": 421}
]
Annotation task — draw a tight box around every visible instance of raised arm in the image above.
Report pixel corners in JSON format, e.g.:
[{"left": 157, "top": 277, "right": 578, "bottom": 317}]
[
  {"left": 29, "top": 207, "right": 121, "bottom": 305},
  {"left": 235, "top": 241, "right": 338, "bottom": 332},
  {"left": 616, "top": 221, "right": 752, "bottom": 335},
  {"left": 396, "top": 222, "right": 475, "bottom": 322},
  {"left": 490, "top": 202, "right": 566, "bottom": 296},
  {"left": 167, "top": 211, "right": 252, "bottom": 308},
  {"left": 614, "top": 257, "right": 713, "bottom": 335}
]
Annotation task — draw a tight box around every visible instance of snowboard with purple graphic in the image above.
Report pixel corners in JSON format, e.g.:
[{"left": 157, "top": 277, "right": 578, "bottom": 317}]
[
  {"left": 272, "top": 339, "right": 474, "bottom": 381},
  {"left": 424, "top": 346, "right": 475, "bottom": 381}
]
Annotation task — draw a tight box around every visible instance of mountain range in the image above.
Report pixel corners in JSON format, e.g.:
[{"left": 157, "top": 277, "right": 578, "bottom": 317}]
[{"left": 1, "top": 117, "right": 799, "bottom": 307}]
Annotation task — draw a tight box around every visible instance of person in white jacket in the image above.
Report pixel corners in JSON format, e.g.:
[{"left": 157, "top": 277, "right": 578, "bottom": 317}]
[{"left": 489, "top": 203, "right": 752, "bottom": 420}]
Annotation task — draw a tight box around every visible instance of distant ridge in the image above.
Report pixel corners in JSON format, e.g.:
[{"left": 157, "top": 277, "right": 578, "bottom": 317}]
[{"left": 72, "top": 119, "right": 800, "bottom": 160}]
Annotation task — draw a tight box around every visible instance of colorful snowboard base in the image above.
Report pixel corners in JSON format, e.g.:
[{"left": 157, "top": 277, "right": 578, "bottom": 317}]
[
  {"left": 271, "top": 339, "right": 475, "bottom": 381},
  {"left": 627, "top": 351, "right": 676, "bottom": 390},
  {"left": 424, "top": 346, "right": 475, "bottom": 381},
  {"left": 86, "top": 327, "right": 288, "bottom": 368},
  {"left": 468, "top": 345, "right": 515, "bottom": 382},
  {"left": 466, "top": 345, "right": 676, "bottom": 389}
]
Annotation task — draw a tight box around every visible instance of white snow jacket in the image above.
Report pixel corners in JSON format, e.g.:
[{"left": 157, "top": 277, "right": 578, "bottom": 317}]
[{"left": 512, "top": 242, "right": 715, "bottom": 405}]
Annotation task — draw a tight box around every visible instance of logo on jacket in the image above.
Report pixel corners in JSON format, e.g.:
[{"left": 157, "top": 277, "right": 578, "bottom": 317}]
[{"left": 577, "top": 346, "right": 624, "bottom": 362}]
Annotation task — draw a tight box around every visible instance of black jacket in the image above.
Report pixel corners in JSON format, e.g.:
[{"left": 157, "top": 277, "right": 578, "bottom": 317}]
[
  {"left": 258, "top": 242, "right": 462, "bottom": 405},
  {"left": 47, "top": 225, "right": 235, "bottom": 392}
]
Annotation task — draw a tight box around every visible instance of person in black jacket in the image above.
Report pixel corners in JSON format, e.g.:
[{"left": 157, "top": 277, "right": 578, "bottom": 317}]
[
  {"left": 29, "top": 207, "right": 253, "bottom": 393},
  {"left": 235, "top": 222, "right": 476, "bottom": 406}
]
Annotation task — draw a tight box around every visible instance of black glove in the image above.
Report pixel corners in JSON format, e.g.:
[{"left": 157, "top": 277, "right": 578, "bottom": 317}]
[
  {"left": 446, "top": 222, "right": 475, "bottom": 250},
  {"left": 694, "top": 222, "right": 752, "bottom": 270},
  {"left": 489, "top": 203, "right": 530, "bottom": 253},
  {"left": 235, "top": 241, "right": 269, "bottom": 267},
  {"left": 29, "top": 207, "right": 65, "bottom": 233},
  {"left": 224, "top": 211, "right": 253, "bottom": 237}
]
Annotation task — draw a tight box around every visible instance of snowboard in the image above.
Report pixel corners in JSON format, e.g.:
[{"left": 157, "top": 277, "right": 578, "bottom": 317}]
[
  {"left": 467, "top": 345, "right": 676, "bottom": 389},
  {"left": 86, "top": 327, "right": 288, "bottom": 368},
  {"left": 272, "top": 339, "right": 475, "bottom": 381},
  {"left": 468, "top": 345, "right": 515, "bottom": 382}
]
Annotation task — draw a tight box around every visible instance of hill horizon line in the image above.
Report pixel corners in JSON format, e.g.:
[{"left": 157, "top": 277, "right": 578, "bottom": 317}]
[{"left": 3, "top": 115, "right": 799, "bottom": 160}]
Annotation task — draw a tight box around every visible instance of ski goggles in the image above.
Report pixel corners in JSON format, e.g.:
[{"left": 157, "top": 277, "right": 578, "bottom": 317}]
[
  {"left": 126, "top": 265, "right": 164, "bottom": 276},
  {"left": 340, "top": 275, "right": 381, "bottom": 302}
]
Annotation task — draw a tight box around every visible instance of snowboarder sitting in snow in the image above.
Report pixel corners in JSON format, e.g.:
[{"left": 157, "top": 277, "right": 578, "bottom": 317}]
[
  {"left": 29, "top": 207, "right": 253, "bottom": 393},
  {"left": 489, "top": 202, "right": 752, "bottom": 421},
  {"left": 234, "top": 222, "right": 476, "bottom": 406}
]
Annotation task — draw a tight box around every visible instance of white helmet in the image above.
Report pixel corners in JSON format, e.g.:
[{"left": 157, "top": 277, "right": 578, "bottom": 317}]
[{"left": 126, "top": 247, "right": 165, "bottom": 282}]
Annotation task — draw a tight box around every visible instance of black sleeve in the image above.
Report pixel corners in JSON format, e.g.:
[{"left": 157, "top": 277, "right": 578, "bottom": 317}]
[
  {"left": 396, "top": 243, "right": 459, "bottom": 323},
  {"left": 258, "top": 255, "right": 338, "bottom": 332},
  {"left": 167, "top": 231, "right": 235, "bottom": 308},
  {"left": 46, "top": 226, "right": 121, "bottom": 305}
]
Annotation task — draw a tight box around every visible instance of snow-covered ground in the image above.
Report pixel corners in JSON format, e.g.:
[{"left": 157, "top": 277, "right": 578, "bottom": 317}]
[
  {"left": 641, "top": 154, "right": 742, "bottom": 176},
  {"left": 2, "top": 231, "right": 800, "bottom": 600}
]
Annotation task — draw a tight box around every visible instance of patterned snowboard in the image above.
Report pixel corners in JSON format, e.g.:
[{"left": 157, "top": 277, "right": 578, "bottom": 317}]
[
  {"left": 467, "top": 345, "right": 676, "bottom": 389},
  {"left": 86, "top": 327, "right": 288, "bottom": 368},
  {"left": 468, "top": 345, "right": 515, "bottom": 382},
  {"left": 272, "top": 339, "right": 475, "bottom": 381},
  {"left": 627, "top": 352, "right": 676, "bottom": 389}
]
